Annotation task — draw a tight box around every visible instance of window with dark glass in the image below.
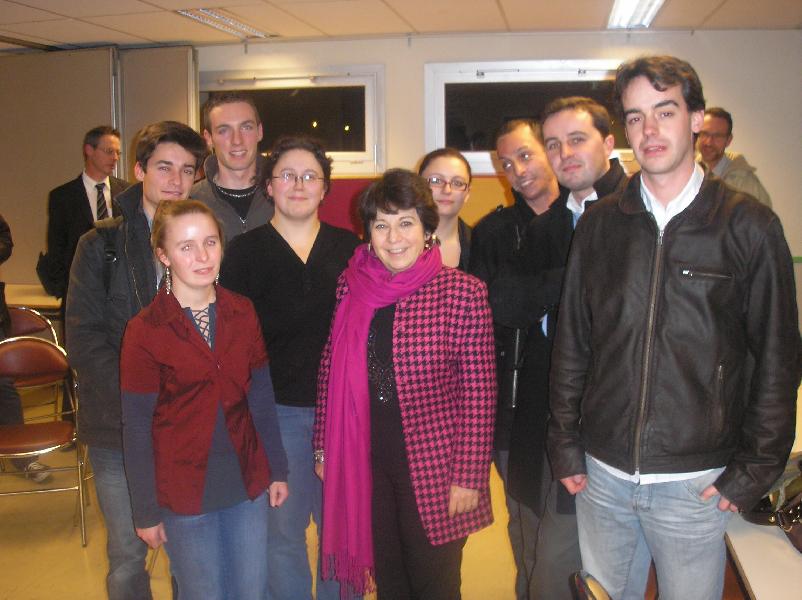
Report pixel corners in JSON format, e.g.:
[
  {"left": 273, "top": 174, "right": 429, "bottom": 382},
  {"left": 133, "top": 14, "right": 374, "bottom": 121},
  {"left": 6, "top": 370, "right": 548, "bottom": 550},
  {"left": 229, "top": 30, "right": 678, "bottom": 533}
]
[
  {"left": 200, "top": 86, "right": 366, "bottom": 152},
  {"left": 444, "top": 80, "right": 625, "bottom": 150}
]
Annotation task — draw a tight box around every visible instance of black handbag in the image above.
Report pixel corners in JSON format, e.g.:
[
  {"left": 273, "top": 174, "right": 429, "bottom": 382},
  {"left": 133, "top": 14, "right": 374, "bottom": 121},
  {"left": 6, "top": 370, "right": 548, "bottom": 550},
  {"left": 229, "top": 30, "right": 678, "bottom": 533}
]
[
  {"left": 35, "top": 251, "right": 65, "bottom": 298},
  {"left": 743, "top": 452, "right": 802, "bottom": 552}
]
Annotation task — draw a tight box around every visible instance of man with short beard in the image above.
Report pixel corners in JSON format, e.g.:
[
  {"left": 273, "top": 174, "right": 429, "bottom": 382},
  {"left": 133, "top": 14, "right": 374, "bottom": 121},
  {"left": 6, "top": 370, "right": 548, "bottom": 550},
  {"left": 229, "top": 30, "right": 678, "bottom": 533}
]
[{"left": 697, "top": 106, "right": 771, "bottom": 206}]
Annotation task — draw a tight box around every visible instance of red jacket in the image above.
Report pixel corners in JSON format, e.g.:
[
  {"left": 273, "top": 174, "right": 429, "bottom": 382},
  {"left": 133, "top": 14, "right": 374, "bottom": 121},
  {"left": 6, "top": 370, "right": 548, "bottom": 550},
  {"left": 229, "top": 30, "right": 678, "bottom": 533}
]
[
  {"left": 315, "top": 267, "right": 497, "bottom": 544},
  {"left": 120, "top": 286, "right": 270, "bottom": 515}
]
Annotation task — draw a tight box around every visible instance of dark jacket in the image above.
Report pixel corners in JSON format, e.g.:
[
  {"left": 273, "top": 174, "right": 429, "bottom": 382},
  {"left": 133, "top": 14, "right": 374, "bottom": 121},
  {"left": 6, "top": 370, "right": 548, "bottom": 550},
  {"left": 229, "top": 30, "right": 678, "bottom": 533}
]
[
  {"left": 548, "top": 173, "right": 801, "bottom": 510},
  {"left": 0, "top": 214, "right": 12, "bottom": 338},
  {"left": 66, "top": 183, "right": 158, "bottom": 449},
  {"left": 457, "top": 217, "right": 472, "bottom": 272},
  {"left": 41, "top": 174, "right": 129, "bottom": 299},
  {"left": 468, "top": 192, "right": 534, "bottom": 285},
  {"left": 505, "top": 159, "right": 628, "bottom": 513},
  {"left": 468, "top": 192, "right": 537, "bottom": 450}
]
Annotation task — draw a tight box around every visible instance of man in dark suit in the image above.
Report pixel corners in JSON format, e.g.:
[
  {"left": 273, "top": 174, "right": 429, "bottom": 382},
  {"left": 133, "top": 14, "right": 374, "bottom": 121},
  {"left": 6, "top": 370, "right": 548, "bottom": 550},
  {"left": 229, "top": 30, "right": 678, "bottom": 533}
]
[{"left": 39, "top": 125, "right": 129, "bottom": 300}]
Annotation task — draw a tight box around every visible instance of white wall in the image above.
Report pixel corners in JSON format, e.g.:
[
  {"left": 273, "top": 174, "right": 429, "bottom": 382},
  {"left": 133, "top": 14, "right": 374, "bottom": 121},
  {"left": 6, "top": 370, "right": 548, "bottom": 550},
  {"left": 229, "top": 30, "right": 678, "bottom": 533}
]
[{"left": 197, "top": 29, "right": 802, "bottom": 258}]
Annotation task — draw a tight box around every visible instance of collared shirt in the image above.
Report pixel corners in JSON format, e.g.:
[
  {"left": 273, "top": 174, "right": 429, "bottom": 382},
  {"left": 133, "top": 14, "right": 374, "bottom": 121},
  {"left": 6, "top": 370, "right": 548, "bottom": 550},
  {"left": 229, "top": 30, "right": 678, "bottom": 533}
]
[
  {"left": 543, "top": 189, "right": 601, "bottom": 335},
  {"left": 711, "top": 154, "right": 731, "bottom": 178},
  {"left": 82, "top": 171, "right": 112, "bottom": 221},
  {"left": 566, "top": 189, "right": 598, "bottom": 229},
  {"left": 640, "top": 164, "right": 704, "bottom": 232},
  {"left": 592, "top": 163, "right": 722, "bottom": 484}
]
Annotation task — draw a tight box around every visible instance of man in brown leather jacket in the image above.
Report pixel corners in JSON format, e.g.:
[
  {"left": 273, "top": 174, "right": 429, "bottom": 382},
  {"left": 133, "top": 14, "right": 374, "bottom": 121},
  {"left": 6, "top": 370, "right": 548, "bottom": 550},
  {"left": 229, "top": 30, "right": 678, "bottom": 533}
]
[{"left": 548, "top": 56, "right": 800, "bottom": 600}]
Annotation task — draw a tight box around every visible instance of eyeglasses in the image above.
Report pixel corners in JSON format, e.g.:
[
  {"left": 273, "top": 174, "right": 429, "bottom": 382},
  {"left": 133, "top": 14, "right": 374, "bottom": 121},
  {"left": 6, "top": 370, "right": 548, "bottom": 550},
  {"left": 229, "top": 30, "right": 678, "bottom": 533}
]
[
  {"left": 697, "top": 131, "right": 729, "bottom": 141},
  {"left": 97, "top": 147, "right": 121, "bottom": 157},
  {"left": 426, "top": 176, "right": 469, "bottom": 192},
  {"left": 272, "top": 171, "right": 323, "bottom": 186}
]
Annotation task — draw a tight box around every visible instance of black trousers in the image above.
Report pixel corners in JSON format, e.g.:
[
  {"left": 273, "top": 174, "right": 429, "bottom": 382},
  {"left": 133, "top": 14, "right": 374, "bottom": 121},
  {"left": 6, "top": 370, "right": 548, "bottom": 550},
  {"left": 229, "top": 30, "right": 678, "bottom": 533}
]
[{"left": 371, "top": 454, "right": 466, "bottom": 600}]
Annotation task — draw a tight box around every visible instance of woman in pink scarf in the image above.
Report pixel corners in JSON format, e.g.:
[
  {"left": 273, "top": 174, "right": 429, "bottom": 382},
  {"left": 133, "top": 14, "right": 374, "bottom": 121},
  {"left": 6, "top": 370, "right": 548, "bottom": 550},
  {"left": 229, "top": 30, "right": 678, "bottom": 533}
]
[{"left": 313, "top": 169, "right": 496, "bottom": 599}]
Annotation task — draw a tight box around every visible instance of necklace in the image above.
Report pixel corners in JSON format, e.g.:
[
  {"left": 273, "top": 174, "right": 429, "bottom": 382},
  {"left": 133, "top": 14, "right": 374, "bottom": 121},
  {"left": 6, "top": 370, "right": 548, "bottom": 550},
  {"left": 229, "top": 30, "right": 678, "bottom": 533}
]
[{"left": 214, "top": 182, "right": 256, "bottom": 199}]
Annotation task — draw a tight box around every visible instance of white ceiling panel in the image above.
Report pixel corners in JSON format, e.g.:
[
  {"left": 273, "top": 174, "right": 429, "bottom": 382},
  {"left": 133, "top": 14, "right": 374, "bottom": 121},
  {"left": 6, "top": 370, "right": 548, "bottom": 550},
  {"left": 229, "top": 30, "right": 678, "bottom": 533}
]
[
  {"left": 651, "top": 0, "right": 720, "bottom": 29},
  {"left": 10, "top": 0, "right": 155, "bottom": 17},
  {"left": 1, "top": 18, "right": 149, "bottom": 44},
  {"left": 278, "top": 0, "right": 412, "bottom": 36},
  {"left": 225, "top": 3, "right": 325, "bottom": 37},
  {"left": 0, "top": 0, "right": 62, "bottom": 24},
  {"left": 0, "top": 0, "right": 799, "bottom": 53},
  {"left": 499, "top": 0, "right": 614, "bottom": 30},
  {"left": 383, "top": 0, "right": 507, "bottom": 32},
  {"left": 703, "top": 0, "right": 802, "bottom": 29},
  {"left": 142, "top": 0, "right": 262, "bottom": 8},
  {"left": 0, "top": 27, "right": 60, "bottom": 46},
  {"left": 84, "top": 11, "right": 237, "bottom": 43}
]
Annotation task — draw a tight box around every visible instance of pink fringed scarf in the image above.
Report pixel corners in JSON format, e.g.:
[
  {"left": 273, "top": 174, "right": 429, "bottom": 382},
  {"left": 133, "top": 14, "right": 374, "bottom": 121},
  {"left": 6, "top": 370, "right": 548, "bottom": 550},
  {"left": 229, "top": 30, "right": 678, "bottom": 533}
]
[{"left": 321, "top": 243, "right": 442, "bottom": 598}]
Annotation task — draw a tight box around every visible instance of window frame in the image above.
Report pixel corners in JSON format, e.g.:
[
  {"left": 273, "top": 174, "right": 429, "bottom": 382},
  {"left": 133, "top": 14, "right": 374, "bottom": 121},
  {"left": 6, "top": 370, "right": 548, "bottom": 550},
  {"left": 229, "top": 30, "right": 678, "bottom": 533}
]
[
  {"left": 199, "top": 64, "right": 384, "bottom": 175},
  {"left": 424, "top": 59, "right": 624, "bottom": 175}
]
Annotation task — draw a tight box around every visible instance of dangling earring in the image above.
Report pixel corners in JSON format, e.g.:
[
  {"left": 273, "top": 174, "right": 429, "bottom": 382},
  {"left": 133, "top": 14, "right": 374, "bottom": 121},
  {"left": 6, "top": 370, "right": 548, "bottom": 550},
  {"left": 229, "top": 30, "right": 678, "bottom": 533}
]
[
  {"left": 367, "top": 241, "right": 372, "bottom": 254},
  {"left": 424, "top": 233, "right": 437, "bottom": 250},
  {"left": 164, "top": 266, "right": 172, "bottom": 295},
  {"left": 214, "top": 272, "right": 220, "bottom": 285}
]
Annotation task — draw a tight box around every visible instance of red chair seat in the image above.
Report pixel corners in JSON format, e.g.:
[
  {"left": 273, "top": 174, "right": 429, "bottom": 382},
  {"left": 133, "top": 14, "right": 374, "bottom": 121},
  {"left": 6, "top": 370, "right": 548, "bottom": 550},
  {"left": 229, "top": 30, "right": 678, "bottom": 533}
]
[{"left": 0, "top": 422, "right": 75, "bottom": 454}]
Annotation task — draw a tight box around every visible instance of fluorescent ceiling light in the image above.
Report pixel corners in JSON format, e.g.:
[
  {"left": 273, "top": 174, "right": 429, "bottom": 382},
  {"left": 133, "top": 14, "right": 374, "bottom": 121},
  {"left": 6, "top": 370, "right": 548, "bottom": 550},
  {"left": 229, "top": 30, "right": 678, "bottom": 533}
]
[
  {"left": 607, "top": 0, "right": 666, "bottom": 29},
  {"left": 176, "top": 9, "right": 273, "bottom": 40}
]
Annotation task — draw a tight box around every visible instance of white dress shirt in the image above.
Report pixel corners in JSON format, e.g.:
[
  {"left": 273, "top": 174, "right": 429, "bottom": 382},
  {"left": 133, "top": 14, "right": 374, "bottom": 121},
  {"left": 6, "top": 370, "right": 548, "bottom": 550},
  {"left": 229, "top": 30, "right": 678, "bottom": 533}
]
[{"left": 82, "top": 171, "right": 112, "bottom": 221}]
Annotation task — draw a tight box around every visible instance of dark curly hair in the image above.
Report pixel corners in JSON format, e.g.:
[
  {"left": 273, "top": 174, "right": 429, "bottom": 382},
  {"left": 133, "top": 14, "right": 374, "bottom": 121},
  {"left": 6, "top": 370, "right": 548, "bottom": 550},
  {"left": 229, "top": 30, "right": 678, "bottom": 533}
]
[{"left": 358, "top": 169, "right": 439, "bottom": 240}]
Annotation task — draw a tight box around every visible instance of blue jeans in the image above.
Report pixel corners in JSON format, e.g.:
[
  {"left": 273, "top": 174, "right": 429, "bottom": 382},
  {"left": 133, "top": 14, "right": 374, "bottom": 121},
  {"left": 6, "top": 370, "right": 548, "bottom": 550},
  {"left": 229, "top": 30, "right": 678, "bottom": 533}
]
[
  {"left": 577, "top": 458, "right": 732, "bottom": 600},
  {"left": 163, "top": 492, "right": 269, "bottom": 600},
  {"left": 88, "top": 446, "right": 152, "bottom": 600},
  {"left": 267, "top": 404, "right": 340, "bottom": 600}
]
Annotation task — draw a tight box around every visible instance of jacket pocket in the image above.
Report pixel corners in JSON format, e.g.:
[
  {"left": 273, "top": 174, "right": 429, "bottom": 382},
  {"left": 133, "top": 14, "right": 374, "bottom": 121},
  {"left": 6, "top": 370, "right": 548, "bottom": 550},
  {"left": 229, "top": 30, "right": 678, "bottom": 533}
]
[{"left": 680, "top": 267, "right": 733, "bottom": 281}]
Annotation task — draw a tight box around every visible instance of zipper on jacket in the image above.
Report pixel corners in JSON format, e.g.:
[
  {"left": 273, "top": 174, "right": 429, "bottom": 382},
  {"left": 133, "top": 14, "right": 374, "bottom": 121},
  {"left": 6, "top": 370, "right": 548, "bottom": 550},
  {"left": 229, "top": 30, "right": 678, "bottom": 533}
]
[
  {"left": 634, "top": 227, "right": 664, "bottom": 473},
  {"left": 680, "top": 268, "right": 732, "bottom": 280},
  {"left": 713, "top": 364, "right": 725, "bottom": 431}
]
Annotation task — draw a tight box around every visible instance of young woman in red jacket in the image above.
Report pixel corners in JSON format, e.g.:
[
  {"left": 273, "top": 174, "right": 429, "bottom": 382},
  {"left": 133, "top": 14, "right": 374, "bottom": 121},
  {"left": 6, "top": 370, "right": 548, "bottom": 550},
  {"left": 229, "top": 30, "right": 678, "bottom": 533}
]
[
  {"left": 314, "top": 169, "right": 497, "bottom": 599},
  {"left": 119, "top": 200, "right": 288, "bottom": 600}
]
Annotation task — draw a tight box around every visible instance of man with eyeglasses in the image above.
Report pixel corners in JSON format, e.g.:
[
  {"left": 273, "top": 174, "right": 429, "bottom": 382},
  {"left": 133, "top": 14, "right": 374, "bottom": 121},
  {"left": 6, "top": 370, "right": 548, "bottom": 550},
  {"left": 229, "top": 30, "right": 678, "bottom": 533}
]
[
  {"left": 193, "top": 91, "right": 273, "bottom": 243},
  {"left": 39, "top": 125, "right": 129, "bottom": 303},
  {"left": 696, "top": 106, "right": 772, "bottom": 206},
  {"left": 468, "top": 119, "right": 559, "bottom": 600}
]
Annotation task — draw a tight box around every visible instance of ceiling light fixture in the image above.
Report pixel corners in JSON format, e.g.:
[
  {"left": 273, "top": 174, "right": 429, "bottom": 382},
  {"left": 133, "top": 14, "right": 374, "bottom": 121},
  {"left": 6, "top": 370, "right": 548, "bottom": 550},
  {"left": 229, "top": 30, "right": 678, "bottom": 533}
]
[
  {"left": 176, "top": 9, "right": 273, "bottom": 40},
  {"left": 607, "top": 0, "right": 666, "bottom": 29}
]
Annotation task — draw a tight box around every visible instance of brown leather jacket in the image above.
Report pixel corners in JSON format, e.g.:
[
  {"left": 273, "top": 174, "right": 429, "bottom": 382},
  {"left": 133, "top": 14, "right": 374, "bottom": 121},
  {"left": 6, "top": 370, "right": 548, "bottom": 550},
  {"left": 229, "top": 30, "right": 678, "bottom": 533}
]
[{"left": 548, "top": 173, "right": 801, "bottom": 510}]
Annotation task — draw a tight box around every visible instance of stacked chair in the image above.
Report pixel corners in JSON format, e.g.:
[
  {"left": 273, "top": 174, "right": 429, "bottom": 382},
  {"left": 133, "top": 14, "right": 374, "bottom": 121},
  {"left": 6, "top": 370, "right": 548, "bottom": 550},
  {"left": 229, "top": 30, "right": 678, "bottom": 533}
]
[{"left": 0, "top": 308, "right": 87, "bottom": 546}]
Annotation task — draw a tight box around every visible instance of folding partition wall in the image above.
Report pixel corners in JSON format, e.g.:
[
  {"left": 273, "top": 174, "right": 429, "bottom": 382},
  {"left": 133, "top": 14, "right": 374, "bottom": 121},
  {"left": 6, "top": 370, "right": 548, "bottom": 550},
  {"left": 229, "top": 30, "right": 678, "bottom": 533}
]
[{"left": 0, "top": 46, "right": 196, "bottom": 284}]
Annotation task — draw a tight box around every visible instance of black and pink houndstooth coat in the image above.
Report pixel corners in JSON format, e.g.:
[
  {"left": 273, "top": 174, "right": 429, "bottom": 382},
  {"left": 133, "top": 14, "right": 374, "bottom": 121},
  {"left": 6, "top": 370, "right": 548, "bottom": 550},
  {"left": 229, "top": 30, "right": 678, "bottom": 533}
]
[{"left": 314, "top": 266, "right": 497, "bottom": 545}]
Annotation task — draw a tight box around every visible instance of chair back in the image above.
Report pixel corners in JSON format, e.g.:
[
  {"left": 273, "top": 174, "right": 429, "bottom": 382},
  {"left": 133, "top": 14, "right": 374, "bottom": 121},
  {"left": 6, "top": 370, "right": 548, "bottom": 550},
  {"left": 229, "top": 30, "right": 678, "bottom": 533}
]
[
  {"left": 7, "top": 307, "right": 58, "bottom": 344},
  {"left": 0, "top": 336, "right": 70, "bottom": 389}
]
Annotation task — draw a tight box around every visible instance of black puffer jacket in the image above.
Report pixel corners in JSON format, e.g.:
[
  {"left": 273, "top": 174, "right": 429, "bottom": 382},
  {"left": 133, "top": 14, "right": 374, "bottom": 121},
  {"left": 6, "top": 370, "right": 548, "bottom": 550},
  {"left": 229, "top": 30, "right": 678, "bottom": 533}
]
[
  {"left": 66, "top": 184, "right": 158, "bottom": 449},
  {"left": 548, "top": 173, "right": 801, "bottom": 510}
]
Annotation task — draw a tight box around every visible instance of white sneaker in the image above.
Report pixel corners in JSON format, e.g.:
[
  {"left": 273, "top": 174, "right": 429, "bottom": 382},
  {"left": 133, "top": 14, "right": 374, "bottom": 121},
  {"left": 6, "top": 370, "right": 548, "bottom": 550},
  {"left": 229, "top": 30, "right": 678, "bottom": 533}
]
[{"left": 24, "top": 461, "right": 52, "bottom": 483}]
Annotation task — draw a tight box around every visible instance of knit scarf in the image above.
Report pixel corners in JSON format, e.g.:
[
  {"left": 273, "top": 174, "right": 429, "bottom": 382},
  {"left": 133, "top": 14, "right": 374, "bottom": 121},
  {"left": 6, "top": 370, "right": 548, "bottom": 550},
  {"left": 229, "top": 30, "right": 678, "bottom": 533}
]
[{"left": 321, "top": 243, "right": 442, "bottom": 598}]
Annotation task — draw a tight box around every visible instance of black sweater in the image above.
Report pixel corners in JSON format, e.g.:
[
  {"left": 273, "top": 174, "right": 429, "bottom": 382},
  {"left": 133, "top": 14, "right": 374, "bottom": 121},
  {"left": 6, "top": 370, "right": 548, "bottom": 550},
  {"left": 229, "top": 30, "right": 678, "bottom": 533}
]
[{"left": 220, "top": 222, "right": 361, "bottom": 407}]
